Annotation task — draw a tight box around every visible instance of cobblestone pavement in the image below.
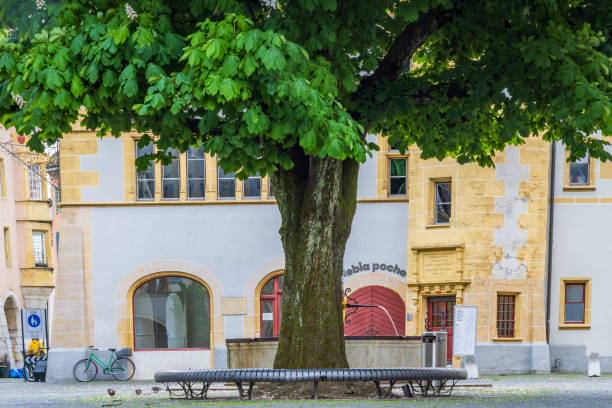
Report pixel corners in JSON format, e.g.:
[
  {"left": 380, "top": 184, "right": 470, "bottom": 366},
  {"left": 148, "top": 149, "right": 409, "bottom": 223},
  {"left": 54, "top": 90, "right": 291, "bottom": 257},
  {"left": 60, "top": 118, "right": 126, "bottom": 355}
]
[{"left": 1, "top": 374, "right": 612, "bottom": 407}]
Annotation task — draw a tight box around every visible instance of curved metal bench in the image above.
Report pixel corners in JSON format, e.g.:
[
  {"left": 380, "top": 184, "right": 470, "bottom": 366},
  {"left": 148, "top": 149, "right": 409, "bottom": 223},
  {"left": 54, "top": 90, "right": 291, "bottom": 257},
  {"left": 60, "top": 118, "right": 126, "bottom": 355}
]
[{"left": 155, "top": 367, "right": 467, "bottom": 400}]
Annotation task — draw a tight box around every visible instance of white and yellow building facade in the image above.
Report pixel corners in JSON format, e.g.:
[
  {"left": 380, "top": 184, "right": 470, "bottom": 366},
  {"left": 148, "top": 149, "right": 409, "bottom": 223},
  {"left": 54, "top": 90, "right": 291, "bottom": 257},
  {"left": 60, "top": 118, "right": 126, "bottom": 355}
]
[
  {"left": 0, "top": 127, "right": 57, "bottom": 370},
  {"left": 548, "top": 133, "right": 612, "bottom": 373},
  {"left": 46, "top": 122, "right": 612, "bottom": 380}
]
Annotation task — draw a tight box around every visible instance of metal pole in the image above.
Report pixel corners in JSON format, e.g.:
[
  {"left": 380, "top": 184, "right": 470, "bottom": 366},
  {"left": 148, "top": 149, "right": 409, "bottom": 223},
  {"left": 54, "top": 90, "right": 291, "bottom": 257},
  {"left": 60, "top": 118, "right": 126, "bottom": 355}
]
[
  {"left": 20, "top": 310, "right": 25, "bottom": 358},
  {"left": 45, "top": 305, "right": 49, "bottom": 351},
  {"left": 20, "top": 309, "right": 25, "bottom": 378},
  {"left": 545, "top": 142, "right": 556, "bottom": 344}
]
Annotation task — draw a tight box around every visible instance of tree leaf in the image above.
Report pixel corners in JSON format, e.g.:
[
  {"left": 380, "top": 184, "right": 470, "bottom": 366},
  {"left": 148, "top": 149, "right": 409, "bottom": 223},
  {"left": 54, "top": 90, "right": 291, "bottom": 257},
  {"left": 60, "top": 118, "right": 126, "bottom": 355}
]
[
  {"left": 70, "top": 76, "right": 85, "bottom": 97},
  {"left": 262, "top": 47, "right": 286, "bottom": 71},
  {"left": 219, "top": 78, "right": 237, "bottom": 100},
  {"left": 44, "top": 69, "right": 63, "bottom": 90},
  {"left": 113, "top": 25, "right": 130, "bottom": 45}
]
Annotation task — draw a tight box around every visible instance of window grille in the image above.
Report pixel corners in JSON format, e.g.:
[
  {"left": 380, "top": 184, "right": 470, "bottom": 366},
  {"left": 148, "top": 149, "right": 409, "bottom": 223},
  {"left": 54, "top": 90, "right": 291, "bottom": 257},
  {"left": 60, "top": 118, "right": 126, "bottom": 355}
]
[{"left": 496, "top": 295, "right": 516, "bottom": 337}]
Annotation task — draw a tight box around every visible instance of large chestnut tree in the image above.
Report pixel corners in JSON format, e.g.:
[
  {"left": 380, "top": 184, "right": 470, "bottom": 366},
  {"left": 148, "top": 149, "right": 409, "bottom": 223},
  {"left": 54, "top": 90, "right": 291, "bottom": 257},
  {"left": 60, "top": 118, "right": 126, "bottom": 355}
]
[{"left": 0, "top": 0, "right": 610, "bottom": 368}]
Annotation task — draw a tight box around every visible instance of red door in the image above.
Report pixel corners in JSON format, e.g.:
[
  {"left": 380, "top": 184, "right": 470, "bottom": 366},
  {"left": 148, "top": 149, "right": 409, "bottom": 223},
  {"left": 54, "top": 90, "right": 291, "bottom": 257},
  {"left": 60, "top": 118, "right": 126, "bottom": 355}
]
[
  {"left": 344, "top": 286, "right": 405, "bottom": 336},
  {"left": 427, "top": 297, "right": 455, "bottom": 364}
]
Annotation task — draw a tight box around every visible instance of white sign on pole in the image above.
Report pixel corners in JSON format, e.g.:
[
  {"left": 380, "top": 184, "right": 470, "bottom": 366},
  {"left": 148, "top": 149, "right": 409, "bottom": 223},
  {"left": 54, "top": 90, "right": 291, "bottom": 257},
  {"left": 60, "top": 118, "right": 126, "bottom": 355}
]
[
  {"left": 452, "top": 306, "right": 477, "bottom": 356},
  {"left": 21, "top": 309, "right": 47, "bottom": 339}
]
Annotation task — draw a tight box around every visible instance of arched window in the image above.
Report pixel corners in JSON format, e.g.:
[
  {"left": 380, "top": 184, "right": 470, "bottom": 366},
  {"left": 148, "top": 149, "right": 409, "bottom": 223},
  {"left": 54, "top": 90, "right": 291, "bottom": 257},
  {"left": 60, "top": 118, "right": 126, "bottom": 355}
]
[
  {"left": 260, "top": 275, "right": 283, "bottom": 337},
  {"left": 133, "top": 276, "right": 210, "bottom": 349}
]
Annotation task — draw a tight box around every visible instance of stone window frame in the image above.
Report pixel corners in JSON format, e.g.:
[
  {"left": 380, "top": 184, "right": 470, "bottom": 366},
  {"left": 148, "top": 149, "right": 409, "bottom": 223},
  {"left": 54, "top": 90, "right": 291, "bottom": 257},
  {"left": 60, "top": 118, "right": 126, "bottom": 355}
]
[
  {"left": 131, "top": 274, "right": 212, "bottom": 350},
  {"left": 493, "top": 292, "right": 523, "bottom": 342},
  {"left": 186, "top": 146, "right": 206, "bottom": 200},
  {"left": 426, "top": 177, "right": 454, "bottom": 228},
  {"left": 161, "top": 148, "right": 181, "bottom": 200},
  {"left": 127, "top": 135, "right": 273, "bottom": 202},
  {"left": 376, "top": 134, "right": 410, "bottom": 199},
  {"left": 135, "top": 140, "right": 155, "bottom": 201},
  {"left": 31, "top": 230, "right": 48, "bottom": 268},
  {"left": 243, "top": 173, "right": 262, "bottom": 199},
  {"left": 389, "top": 157, "right": 408, "bottom": 197},
  {"left": 259, "top": 274, "right": 283, "bottom": 337},
  {"left": 559, "top": 277, "right": 591, "bottom": 329},
  {"left": 253, "top": 270, "right": 285, "bottom": 337},
  {"left": 28, "top": 164, "right": 43, "bottom": 200},
  {"left": 217, "top": 164, "right": 237, "bottom": 200},
  {"left": 563, "top": 150, "right": 596, "bottom": 191}
]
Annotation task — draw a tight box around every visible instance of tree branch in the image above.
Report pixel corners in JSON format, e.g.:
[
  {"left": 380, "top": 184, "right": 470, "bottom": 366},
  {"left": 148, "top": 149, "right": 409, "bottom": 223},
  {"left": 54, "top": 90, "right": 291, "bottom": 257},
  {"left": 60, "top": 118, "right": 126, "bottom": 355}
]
[
  {"left": 374, "top": 10, "right": 452, "bottom": 83},
  {"left": 351, "top": 7, "right": 455, "bottom": 116},
  {"left": 185, "top": 116, "right": 222, "bottom": 137}
]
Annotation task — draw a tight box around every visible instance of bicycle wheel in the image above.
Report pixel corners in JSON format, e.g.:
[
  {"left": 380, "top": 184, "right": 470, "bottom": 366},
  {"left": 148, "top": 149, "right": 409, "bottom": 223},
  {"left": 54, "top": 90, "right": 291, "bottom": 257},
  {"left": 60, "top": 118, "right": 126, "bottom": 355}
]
[
  {"left": 73, "top": 359, "right": 98, "bottom": 382},
  {"left": 110, "top": 357, "right": 135, "bottom": 381},
  {"left": 23, "top": 364, "right": 34, "bottom": 382}
]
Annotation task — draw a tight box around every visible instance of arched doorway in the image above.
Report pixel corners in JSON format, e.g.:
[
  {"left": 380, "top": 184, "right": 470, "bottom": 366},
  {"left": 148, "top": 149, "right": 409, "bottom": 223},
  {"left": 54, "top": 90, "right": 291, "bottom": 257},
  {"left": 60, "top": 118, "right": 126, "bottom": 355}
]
[
  {"left": 3, "top": 296, "right": 20, "bottom": 365},
  {"left": 133, "top": 276, "right": 211, "bottom": 349},
  {"left": 344, "top": 286, "right": 405, "bottom": 336}
]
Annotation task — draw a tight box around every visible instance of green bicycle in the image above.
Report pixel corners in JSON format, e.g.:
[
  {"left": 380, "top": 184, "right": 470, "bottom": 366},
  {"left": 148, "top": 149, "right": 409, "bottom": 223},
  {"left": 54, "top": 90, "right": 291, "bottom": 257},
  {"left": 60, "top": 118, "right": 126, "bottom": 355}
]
[{"left": 73, "top": 346, "right": 136, "bottom": 382}]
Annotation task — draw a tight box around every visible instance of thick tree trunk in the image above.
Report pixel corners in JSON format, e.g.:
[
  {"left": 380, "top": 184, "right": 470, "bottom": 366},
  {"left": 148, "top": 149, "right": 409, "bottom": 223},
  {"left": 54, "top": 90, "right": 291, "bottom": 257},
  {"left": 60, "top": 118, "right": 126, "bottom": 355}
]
[{"left": 271, "top": 149, "right": 360, "bottom": 368}]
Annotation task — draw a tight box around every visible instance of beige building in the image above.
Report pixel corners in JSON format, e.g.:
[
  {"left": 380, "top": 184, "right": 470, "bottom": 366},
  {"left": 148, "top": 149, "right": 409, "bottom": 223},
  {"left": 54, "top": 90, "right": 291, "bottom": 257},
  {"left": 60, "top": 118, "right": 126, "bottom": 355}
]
[
  {"left": 43, "top": 106, "right": 612, "bottom": 380},
  {"left": 0, "top": 127, "right": 58, "bottom": 371},
  {"left": 372, "top": 136, "right": 551, "bottom": 373},
  {"left": 44, "top": 116, "right": 565, "bottom": 380}
]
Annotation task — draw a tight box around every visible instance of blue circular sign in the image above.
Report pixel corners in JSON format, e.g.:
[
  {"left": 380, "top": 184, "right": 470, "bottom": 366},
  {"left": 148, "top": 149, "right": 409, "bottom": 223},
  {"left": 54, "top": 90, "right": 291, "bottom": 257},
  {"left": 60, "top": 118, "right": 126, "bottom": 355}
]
[{"left": 27, "top": 314, "right": 41, "bottom": 328}]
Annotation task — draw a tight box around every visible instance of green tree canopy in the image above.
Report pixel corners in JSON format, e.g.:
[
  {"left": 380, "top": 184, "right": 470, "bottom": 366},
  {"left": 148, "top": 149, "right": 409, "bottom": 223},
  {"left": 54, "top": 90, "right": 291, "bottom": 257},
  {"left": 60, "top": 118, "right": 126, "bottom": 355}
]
[
  {"left": 1, "top": 0, "right": 610, "bottom": 169},
  {"left": 1, "top": 0, "right": 611, "bottom": 368}
]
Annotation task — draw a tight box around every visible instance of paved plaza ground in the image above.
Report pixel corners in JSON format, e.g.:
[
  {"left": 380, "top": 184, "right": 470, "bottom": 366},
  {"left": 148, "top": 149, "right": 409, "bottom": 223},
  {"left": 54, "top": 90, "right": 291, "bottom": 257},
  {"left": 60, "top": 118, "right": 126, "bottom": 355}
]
[{"left": 0, "top": 374, "right": 611, "bottom": 407}]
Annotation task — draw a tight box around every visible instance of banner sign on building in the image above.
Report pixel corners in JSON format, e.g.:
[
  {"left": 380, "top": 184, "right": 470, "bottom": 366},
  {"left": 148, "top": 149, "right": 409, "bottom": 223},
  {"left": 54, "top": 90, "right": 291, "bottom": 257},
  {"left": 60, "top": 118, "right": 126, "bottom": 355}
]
[
  {"left": 21, "top": 309, "right": 47, "bottom": 339},
  {"left": 452, "top": 306, "right": 477, "bottom": 356}
]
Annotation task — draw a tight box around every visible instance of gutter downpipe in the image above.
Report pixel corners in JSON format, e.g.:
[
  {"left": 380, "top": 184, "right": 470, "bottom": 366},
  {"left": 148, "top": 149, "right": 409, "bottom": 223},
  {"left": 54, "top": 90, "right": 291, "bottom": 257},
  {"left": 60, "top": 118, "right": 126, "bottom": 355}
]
[{"left": 545, "top": 141, "right": 556, "bottom": 345}]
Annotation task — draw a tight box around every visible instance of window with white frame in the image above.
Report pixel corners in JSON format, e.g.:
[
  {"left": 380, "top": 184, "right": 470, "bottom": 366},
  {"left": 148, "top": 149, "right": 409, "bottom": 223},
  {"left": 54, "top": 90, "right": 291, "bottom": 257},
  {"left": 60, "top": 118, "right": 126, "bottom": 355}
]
[
  {"left": 217, "top": 166, "right": 236, "bottom": 199},
  {"left": 32, "top": 231, "right": 46, "bottom": 267},
  {"left": 243, "top": 173, "right": 261, "bottom": 198},
  {"left": 162, "top": 148, "right": 180, "bottom": 199},
  {"left": 136, "top": 141, "right": 155, "bottom": 200},
  {"left": 569, "top": 154, "right": 589, "bottom": 185},
  {"left": 28, "top": 164, "right": 42, "bottom": 200},
  {"left": 434, "top": 181, "right": 451, "bottom": 224},
  {"left": 187, "top": 147, "right": 205, "bottom": 199}
]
